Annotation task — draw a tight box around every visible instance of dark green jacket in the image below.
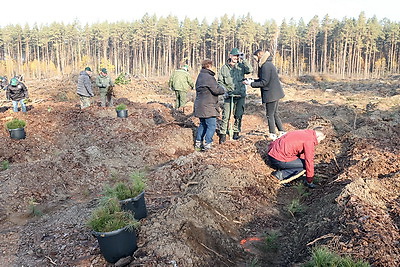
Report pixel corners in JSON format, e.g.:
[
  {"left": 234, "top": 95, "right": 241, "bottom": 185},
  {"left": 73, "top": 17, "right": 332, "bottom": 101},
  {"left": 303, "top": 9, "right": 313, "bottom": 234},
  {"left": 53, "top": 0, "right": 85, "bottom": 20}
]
[
  {"left": 217, "top": 59, "right": 253, "bottom": 97},
  {"left": 168, "top": 69, "right": 194, "bottom": 92},
  {"left": 95, "top": 73, "right": 113, "bottom": 89}
]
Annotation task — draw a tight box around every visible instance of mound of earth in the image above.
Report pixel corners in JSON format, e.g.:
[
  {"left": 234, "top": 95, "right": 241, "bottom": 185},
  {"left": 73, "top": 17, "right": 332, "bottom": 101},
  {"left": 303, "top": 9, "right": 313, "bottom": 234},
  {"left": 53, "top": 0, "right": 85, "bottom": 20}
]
[{"left": 0, "top": 75, "right": 399, "bottom": 266}]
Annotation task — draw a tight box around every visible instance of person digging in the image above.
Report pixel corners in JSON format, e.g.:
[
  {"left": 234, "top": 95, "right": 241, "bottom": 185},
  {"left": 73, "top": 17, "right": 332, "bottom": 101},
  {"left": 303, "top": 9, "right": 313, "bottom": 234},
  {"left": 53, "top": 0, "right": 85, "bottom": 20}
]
[{"left": 267, "top": 127, "right": 326, "bottom": 188}]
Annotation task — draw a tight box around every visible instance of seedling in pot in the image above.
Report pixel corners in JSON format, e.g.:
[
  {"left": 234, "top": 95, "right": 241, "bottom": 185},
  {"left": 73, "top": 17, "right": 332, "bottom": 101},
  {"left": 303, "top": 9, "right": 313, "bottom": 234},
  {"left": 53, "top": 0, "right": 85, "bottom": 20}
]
[
  {"left": 103, "top": 171, "right": 147, "bottom": 200},
  {"left": 87, "top": 198, "right": 139, "bottom": 233},
  {"left": 115, "top": 103, "right": 127, "bottom": 111},
  {"left": 6, "top": 118, "right": 26, "bottom": 130}
]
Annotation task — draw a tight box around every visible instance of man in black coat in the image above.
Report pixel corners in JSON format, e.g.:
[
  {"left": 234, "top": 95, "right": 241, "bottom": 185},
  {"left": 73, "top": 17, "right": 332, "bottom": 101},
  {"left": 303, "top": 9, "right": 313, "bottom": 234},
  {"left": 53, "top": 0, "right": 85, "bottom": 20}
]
[
  {"left": 245, "top": 50, "right": 286, "bottom": 140},
  {"left": 5, "top": 77, "right": 28, "bottom": 112}
]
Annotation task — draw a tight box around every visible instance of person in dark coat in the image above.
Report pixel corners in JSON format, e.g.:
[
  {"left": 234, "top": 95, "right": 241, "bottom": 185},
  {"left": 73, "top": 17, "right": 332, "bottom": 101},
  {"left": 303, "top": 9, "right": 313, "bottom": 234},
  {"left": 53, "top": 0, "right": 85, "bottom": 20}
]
[
  {"left": 244, "top": 50, "right": 285, "bottom": 141},
  {"left": 5, "top": 77, "right": 28, "bottom": 112},
  {"left": 77, "top": 67, "right": 94, "bottom": 109},
  {"left": 0, "top": 76, "right": 8, "bottom": 90},
  {"left": 194, "top": 59, "right": 225, "bottom": 151}
]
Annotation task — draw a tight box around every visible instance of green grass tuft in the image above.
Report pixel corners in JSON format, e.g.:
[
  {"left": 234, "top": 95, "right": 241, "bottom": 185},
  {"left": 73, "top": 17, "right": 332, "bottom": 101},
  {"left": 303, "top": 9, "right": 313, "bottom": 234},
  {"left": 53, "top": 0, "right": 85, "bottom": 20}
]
[
  {"left": 287, "top": 198, "right": 304, "bottom": 217},
  {"left": 303, "top": 246, "right": 370, "bottom": 267},
  {"left": 1, "top": 160, "right": 9, "bottom": 171}
]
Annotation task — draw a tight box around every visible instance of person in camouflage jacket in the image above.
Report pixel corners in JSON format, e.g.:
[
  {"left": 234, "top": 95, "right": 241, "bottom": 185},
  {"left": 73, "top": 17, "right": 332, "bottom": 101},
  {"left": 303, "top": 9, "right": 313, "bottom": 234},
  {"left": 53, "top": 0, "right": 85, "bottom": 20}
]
[
  {"left": 218, "top": 48, "right": 253, "bottom": 143},
  {"left": 95, "top": 68, "right": 114, "bottom": 107},
  {"left": 168, "top": 64, "right": 194, "bottom": 110}
]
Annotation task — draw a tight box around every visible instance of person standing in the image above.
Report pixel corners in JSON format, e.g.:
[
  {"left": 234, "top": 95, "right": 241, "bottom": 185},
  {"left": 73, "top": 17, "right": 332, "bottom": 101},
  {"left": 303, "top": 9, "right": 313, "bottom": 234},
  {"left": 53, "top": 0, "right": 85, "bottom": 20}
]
[
  {"left": 194, "top": 59, "right": 226, "bottom": 151},
  {"left": 267, "top": 127, "right": 326, "bottom": 188},
  {"left": 245, "top": 49, "right": 285, "bottom": 141},
  {"left": 218, "top": 48, "right": 253, "bottom": 143},
  {"left": 0, "top": 76, "right": 8, "bottom": 90},
  {"left": 5, "top": 77, "right": 28, "bottom": 113},
  {"left": 77, "top": 67, "right": 94, "bottom": 109},
  {"left": 95, "top": 68, "right": 114, "bottom": 107},
  {"left": 168, "top": 64, "right": 194, "bottom": 111}
]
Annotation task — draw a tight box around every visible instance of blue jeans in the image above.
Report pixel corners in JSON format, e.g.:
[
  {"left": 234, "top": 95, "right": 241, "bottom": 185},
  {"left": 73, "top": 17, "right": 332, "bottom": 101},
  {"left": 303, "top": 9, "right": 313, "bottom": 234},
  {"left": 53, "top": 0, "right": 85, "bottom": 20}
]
[
  {"left": 196, "top": 117, "right": 216, "bottom": 144},
  {"left": 12, "top": 99, "right": 26, "bottom": 112},
  {"left": 268, "top": 155, "right": 305, "bottom": 179}
]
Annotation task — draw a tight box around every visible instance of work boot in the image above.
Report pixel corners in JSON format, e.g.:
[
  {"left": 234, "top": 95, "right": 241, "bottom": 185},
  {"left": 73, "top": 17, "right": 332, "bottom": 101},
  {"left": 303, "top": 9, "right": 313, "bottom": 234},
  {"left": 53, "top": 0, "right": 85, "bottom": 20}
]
[
  {"left": 233, "top": 132, "right": 240, "bottom": 140},
  {"left": 271, "top": 170, "right": 284, "bottom": 181},
  {"left": 278, "top": 131, "right": 287, "bottom": 138},
  {"left": 268, "top": 133, "right": 278, "bottom": 141},
  {"left": 219, "top": 134, "right": 226, "bottom": 144},
  {"left": 194, "top": 140, "right": 202, "bottom": 152},
  {"left": 203, "top": 142, "right": 212, "bottom": 151},
  {"left": 303, "top": 180, "right": 316, "bottom": 189}
]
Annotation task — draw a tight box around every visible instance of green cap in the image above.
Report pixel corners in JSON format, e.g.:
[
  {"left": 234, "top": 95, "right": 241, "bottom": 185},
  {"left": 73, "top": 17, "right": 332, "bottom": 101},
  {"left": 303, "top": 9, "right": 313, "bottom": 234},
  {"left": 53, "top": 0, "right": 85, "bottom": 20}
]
[
  {"left": 85, "top": 67, "right": 92, "bottom": 72},
  {"left": 10, "top": 78, "right": 18, "bottom": 86},
  {"left": 230, "top": 48, "right": 240, "bottom": 55},
  {"left": 182, "top": 64, "right": 189, "bottom": 71},
  {"left": 101, "top": 68, "right": 107, "bottom": 73}
]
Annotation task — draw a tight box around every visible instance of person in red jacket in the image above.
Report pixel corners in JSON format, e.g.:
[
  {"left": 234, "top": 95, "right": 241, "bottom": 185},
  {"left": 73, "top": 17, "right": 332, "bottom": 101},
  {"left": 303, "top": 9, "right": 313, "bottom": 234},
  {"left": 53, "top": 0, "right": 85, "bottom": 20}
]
[{"left": 267, "top": 127, "right": 326, "bottom": 188}]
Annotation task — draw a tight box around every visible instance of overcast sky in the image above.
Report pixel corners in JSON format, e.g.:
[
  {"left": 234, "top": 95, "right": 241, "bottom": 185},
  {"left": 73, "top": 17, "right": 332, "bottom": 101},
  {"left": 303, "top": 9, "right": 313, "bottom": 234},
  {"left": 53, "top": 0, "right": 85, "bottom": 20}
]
[{"left": 0, "top": 0, "right": 398, "bottom": 27}]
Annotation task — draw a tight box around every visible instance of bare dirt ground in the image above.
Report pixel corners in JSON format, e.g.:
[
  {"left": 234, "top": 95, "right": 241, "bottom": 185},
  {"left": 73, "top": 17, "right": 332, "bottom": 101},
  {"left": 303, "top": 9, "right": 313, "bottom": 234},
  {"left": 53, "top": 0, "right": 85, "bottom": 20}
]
[{"left": 0, "top": 74, "right": 399, "bottom": 267}]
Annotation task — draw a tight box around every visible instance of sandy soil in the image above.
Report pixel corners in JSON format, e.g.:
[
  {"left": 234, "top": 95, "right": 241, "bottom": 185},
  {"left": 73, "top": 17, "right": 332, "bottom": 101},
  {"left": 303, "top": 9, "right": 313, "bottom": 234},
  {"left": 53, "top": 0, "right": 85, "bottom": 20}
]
[{"left": 0, "top": 74, "right": 399, "bottom": 266}]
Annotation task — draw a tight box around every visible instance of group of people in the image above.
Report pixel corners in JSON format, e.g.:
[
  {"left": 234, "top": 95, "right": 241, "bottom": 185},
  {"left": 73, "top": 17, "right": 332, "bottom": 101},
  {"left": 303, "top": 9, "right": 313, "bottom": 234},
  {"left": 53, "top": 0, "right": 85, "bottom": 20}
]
[
  {"left": 76, "top": 67, "right": 114, "bottom": 109},
  {"left": 170, "top": 48, "right": 287, "bottom": 150},
  {"left": 2, "top": 54, "right": 323, "bottom": 188},
  {"left": 171, "top": 48, "right": 325, "bottom": 188},
  {"left": 1, "top": 75, "right": 29, "bottom": 113}
]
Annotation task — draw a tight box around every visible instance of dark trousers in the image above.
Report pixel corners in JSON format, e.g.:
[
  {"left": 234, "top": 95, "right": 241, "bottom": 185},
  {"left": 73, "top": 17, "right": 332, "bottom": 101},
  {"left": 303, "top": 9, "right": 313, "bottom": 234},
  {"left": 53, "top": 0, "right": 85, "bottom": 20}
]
[
  {"left": 265, "top": 101, "right": 284, "bottom": 134},
  {"left": 268, "top": 155, "right": 305, "bottom": 179}
]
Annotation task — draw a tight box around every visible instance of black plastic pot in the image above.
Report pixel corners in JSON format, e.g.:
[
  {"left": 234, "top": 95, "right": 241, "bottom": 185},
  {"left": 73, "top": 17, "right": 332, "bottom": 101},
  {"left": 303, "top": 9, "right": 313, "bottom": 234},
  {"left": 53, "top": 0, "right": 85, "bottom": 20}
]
[
  {"left": 116, "top": 109, "right": 128, "bottom": 118},
  {"left": 8, "top": 128, "right": 26, "bottom": 139},
  {"left": 92, "top": 226, "right": 138, "bottom": 264},
  {"left": 120, "top": 191, "right": 148, "bottom": 220}
]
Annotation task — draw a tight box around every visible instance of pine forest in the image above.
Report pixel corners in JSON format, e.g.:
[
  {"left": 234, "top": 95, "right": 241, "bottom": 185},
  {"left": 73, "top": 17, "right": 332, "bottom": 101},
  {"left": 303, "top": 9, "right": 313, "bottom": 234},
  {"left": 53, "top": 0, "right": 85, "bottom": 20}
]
[{"left": 0, "top": 12, "right": 399, "bottom": 79}]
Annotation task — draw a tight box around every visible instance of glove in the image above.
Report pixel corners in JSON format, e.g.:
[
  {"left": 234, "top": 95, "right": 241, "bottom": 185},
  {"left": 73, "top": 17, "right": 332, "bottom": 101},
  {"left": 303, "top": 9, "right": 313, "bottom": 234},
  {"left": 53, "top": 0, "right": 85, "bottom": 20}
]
[
  {"left": 243, "top": 78, "right": 254, "bottom": 86},
  {"left": 223, "top": 92, "right": 230, "bottom": 99}
]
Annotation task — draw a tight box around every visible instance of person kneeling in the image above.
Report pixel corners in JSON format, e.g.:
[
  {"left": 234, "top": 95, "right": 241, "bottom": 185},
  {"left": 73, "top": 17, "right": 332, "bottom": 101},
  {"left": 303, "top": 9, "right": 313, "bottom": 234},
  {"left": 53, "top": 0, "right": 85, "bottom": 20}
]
[{"left": 267, "top": 127, "right": 326, "bottom": 188}]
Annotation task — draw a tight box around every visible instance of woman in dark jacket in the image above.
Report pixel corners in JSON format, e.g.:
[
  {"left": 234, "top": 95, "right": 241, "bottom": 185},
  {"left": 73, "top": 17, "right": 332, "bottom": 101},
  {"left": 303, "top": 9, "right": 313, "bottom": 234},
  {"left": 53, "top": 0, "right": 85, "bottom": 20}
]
[
  {"left": 194, "top": 59, "right": 225, "bottom": 151},
  {"left": 246, "top": 50, "right": 285, "bottom": 141}
]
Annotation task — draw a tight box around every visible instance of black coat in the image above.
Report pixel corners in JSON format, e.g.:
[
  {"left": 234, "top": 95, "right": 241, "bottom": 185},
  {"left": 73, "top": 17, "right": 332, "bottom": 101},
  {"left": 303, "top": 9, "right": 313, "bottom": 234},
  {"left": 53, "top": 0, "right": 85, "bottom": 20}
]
[
  {"left": 194, "top": 68, "right": 225, "bottom": 118},
  {"left": 6, "top": 82, "right": 28, "bottom": 101},
  {"left": 251, "top": 57, "right": 284, "bottom": 103}
]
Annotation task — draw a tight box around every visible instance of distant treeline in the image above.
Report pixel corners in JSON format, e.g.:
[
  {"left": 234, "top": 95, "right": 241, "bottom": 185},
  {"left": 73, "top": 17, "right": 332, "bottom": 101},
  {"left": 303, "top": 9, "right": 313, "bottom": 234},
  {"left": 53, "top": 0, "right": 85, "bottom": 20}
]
[{"left": 0, "top": 12, "right": 399, "bottom": 79}]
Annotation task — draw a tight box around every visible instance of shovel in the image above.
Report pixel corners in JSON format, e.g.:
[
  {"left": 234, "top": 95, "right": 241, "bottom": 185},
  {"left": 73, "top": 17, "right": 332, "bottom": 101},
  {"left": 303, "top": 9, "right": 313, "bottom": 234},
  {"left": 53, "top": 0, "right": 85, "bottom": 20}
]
[
  {"left": 279, "top": 170, "right": 306, "bottom": 185},
  {"left": 228, "top": 94, "right": 241, "bottom": 140}
]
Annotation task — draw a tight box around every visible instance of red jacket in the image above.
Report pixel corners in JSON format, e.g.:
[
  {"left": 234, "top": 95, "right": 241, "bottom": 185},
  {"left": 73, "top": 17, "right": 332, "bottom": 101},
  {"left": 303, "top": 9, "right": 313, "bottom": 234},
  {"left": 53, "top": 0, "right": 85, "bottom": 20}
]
[{"left": 268, "top": 129, "right": 318, "bottom": 178}]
